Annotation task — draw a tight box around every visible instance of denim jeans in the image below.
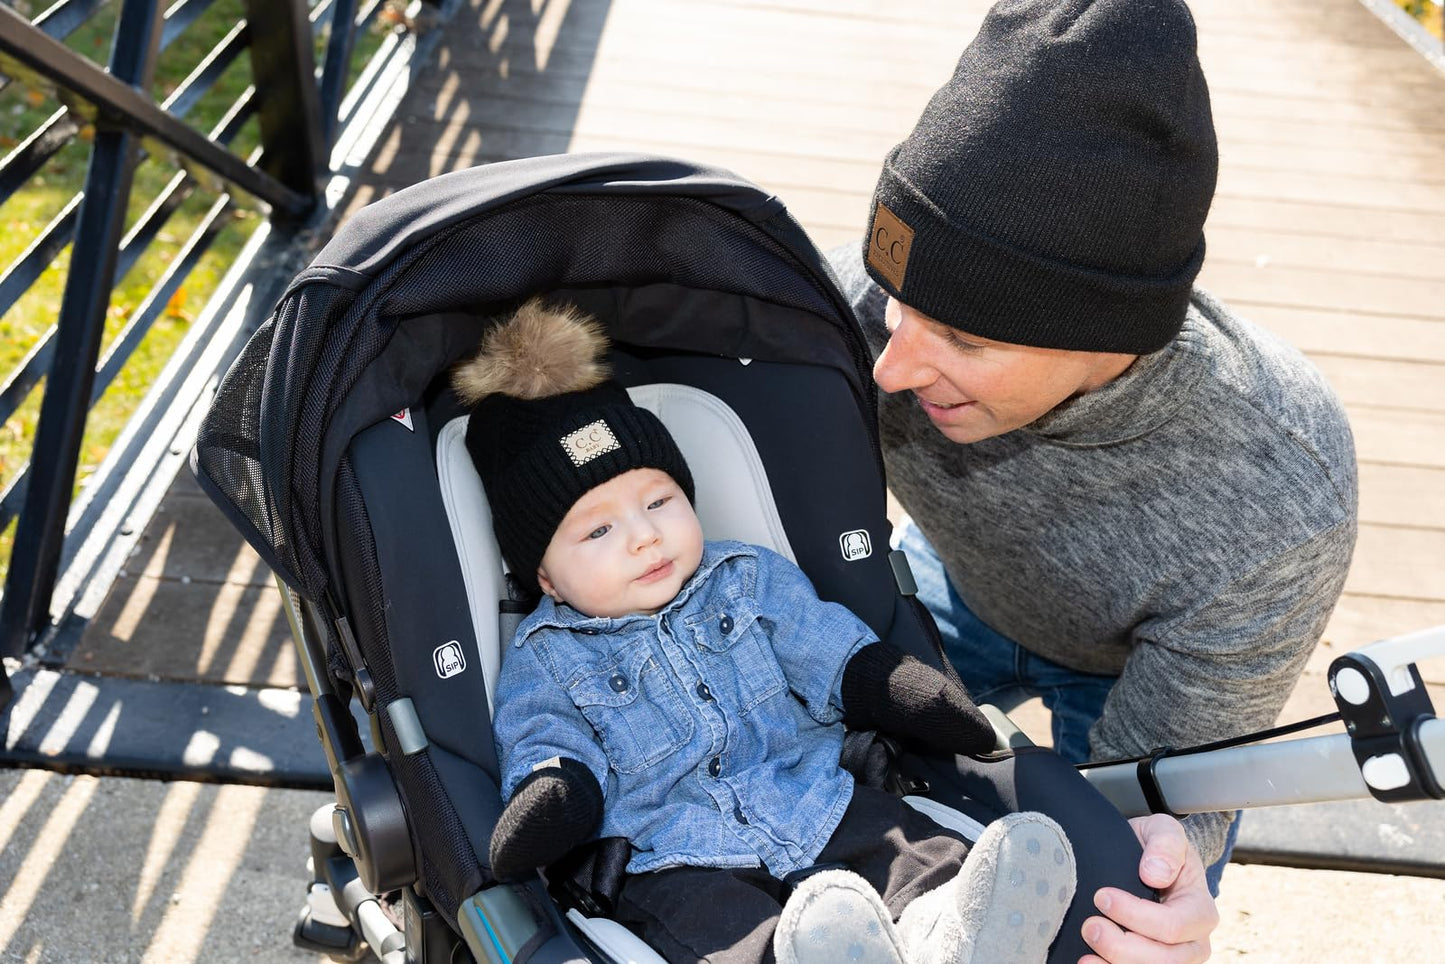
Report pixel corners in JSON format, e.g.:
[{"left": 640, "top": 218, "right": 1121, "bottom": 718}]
[{"left": 897, "top": 520, "right": 1238, "bottom": 897}]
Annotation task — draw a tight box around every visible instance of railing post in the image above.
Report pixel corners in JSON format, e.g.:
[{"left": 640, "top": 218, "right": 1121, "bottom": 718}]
[
  {"left": 0, "top": 0, "right": 162, "bottom": 661},
  {"left": 243, "top": 0, "right": 325, "bottom": 220},
  {"left": 317, "top": 0, "right": 361, "bottom": 148}
]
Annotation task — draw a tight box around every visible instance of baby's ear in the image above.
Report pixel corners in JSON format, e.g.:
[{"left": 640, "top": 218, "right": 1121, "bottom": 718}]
[{"left": 536, "top": 568, "right": 560, "bottom": 601}]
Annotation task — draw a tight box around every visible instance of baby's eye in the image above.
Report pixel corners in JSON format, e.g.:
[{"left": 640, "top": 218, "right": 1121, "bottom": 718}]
[
  {"left": 647, "top": 496, "right": 671, "bottom": 510},
  {"left": 587, "top": 524, "right": 611, "bottom": 540}
]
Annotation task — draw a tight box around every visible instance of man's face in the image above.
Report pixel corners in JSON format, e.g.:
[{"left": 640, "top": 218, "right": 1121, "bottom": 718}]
[
  {"left": 537, "top": 468, "right": 704, "bottom": 619},
  {"left": 871, "top": 298, "right": 1137, "bottom": 444}
]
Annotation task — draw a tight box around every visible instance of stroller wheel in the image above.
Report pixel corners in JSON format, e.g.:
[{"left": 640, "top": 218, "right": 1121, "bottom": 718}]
[{"left": 294, "top": 897, "right": 366, "bottom": 962}]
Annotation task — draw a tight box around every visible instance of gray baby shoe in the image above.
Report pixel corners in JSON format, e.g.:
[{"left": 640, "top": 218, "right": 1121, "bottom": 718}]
[
  {"left": 896, "top": 811, "right": 1076, "bottom": 964},
  {"left": 774, "top": 869, "right": 908, "bottom": 964}
]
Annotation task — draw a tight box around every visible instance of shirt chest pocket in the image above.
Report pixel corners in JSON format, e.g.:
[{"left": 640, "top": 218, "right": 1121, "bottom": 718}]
[
  {"left": 569, "top": 645, "right": 694, "bottom": 774},
  {"left": 686, "top": 604, "right": 787, "bottom": 715}
]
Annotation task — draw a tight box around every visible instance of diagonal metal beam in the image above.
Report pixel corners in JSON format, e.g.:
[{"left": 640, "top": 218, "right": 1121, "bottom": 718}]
[{"left": 0, "top": 3, "right": 312, "bottom": 217}]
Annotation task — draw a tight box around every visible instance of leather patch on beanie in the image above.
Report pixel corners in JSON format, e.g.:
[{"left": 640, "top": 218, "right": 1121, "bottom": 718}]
[
  {"left": 868, "top": 201, "right": 914, "bottom": 290},
  {"left": 561, "top": 419, "right": 620, "bottom": 466}
]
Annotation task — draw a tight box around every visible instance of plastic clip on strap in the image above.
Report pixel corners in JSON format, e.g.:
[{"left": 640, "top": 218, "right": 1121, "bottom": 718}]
[
  {"left": 1136, "top": 747, "right": 1182, "bottom": 819},
  {"left": 889, "top": 549, "right": 918, "bottom": 597},
  {"left": 333, "top": 613, "right": 377, "bottom": 712},
  {"left": 500, "top": 573, "right": 532, "bottom": 646}
]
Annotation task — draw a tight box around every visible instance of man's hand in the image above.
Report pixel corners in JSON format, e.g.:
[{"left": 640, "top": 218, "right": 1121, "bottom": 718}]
[{"left": 1079, "top": 814, "right": 1218, "bottom": 963}]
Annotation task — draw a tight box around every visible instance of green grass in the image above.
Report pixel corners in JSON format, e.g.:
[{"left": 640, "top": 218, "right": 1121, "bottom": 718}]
[
  {"left": 1398, "top": 0, "right": 1443, "bottom": 38},
  {"left": 0, "top": 0, "right": 392, "bottom": 588}
]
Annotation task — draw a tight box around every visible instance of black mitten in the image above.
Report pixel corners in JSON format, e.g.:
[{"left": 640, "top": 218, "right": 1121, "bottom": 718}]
[
  {"left": 841, "top": 642, "right": 996, "bottom": 756},
  {"left": 489, "top": 757, "right": 604, "bottom": 881}
]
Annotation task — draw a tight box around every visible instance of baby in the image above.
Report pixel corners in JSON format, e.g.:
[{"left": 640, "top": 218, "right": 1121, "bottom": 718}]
[{"left": 459, "top": 299, "right": 1077, "bottom": 964}]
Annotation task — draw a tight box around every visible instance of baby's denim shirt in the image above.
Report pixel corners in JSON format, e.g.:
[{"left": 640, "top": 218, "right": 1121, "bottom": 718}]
[{"left": 491, "top": 541, "right": 877, "bottom": 876}]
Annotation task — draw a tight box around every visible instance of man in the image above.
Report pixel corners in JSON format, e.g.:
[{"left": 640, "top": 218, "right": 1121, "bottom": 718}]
[{"left": 830, "top": 0, "right": 1358, "bottom": 959}]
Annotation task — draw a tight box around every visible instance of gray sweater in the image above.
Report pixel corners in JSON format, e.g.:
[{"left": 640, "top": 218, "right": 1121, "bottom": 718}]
[{"left": 831, "top": 245, "right": 1359, "bottom": 864}]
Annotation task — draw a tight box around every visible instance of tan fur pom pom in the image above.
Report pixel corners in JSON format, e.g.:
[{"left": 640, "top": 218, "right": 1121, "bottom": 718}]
[{"left": 453, "top": 298, "right": 611, "bottom": 404}]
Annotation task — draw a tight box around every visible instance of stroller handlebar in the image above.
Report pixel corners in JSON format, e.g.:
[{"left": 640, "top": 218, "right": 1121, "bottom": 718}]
[{"left": 1082, "top": 626, "right": 1445, "bottom": 818}]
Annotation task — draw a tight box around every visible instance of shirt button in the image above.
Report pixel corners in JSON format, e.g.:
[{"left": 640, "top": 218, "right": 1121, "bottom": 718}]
[
  {"left": 719, "top": 614, "right": 734, "bottom": 635},
  {"left": 696, "top": 681, "right": 713, "bottom": 701},
  {"left": 708, "top": 757, "right": 721, "bottom": 777},
  {"left": 609, "top": 674, "right": 628, "bottom": 693},
  {"left": 733, "top": 805, "right": 749, "bottom": 825}
]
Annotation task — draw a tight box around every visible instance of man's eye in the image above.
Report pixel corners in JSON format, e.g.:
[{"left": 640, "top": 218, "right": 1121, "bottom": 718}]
[
  {"left": 647, "top": 497, "right": 670, "bottom": 510},
  {"left": 587, "top": 525, "right": 611, "bottom": 540},
  {"left": 942, "top": 328, "right": 982, "bottom": 353}
]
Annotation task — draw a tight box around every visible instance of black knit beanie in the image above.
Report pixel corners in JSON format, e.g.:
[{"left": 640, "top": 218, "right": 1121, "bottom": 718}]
[
  {"left": 864, "top": 0, "right": 1218, "bottom": 354},
  {"left": 456, "top": 301, "right": 694, "bottom": 596}
]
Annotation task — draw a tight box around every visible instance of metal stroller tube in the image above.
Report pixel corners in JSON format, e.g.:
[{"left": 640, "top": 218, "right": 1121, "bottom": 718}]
[
  {"left": 1083, "top": 628, "right": 1445, "bottom": 818},
  {"left": 1085, "top": 731, "right": 1377, "bottom": 816}
]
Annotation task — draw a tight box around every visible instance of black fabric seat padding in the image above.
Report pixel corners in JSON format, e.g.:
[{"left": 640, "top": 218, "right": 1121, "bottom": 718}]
[
  {"left": 346, "top": 411, "right": 502, "bottom": 913},
  {"left": 608, "top": 352, "right": 895, "bottom": 637}
]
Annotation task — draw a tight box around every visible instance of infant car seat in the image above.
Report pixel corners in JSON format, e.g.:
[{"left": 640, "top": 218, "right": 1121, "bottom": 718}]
[{"left": 192, "top": 153, "right": 1150, "bottom": 964}]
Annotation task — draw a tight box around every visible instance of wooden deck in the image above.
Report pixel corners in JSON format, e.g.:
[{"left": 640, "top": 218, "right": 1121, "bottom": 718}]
[
  {"left": 91, "top": 0, "right": 1445, "bottom": 704},
  {"left": 16, "top": 0, "right": 1445, "bottom": 960}
]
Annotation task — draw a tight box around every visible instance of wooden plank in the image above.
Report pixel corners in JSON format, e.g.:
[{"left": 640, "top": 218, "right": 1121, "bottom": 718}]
[
  {"left": 1346, "top": 407, "right": 1445, "bottom": 469},
  {"left": 1235, "top": 305, "right": 1445, "bottom": 366},
  {"left": 391, "top": 90, "right": 899, "bottom": 165},
  {"left": 620, "top": 0, "right": 990, "bottom": 31},
  {"left": 1310, "top": 593, "right": 1445, "bottom": 682},
  {"left": 1198, "top": 261, "right": 1445, "bottom": 322},
  {"left": 362, "top": 131, "right": 880, "bottom": 224},
  {"left": 1208, "top": 195, "right": 1445, "bottom": 246},
  {"left": 1216, "top": 167, "right": 1445, "bottom": 216},
  {"left": 1197, "top": 17, "right": 1411, "bottom": 47},
  {"left": 448, "top": 13, "right": 1442, "bottom": 135},
  {"left": 1217, "top": 143, "right": 1445, "bottom": 188},
  {"left": 1306, "top": 355, "right": 1445, "bottom": 413},
  {"left": 1195, "top": 32, "right": 1445, "bottom": 74},
  {"left": 1201, "top": 52, "right": 1444, "bottom": 95},
  {"left": 111, "top": 495, "right": 275, "bottom": 588},
  {"left": 1205, "top": 226, "right": 1445, "bottom": 280},
  {"left": 1209, "top": 89, "right": 1445, "bottom": 136},
  {"left": 460, "top": 11, "right": 974, "bottom": 81},
  {"left": 1216, "top": 115, "right": 1445, "bottom": 159},
  {"left": 705, "top": 0, "right": 988, "bottom": 18},
  {"left": 1325, "top": 593, "right": 1445, "bottom": 649},
  {"left": 406, "top": 81, "right": 929, "bottom": 146},
  {"left": 1194, "top": 0, "right": 1406, "bottom": 22},
  {"left": 1206, "top": 67, "right": 1442, "bottom": 103},
  {"left": 1358, "top": 463, "right": 1445, "bottom": 530},
  {"left": 417, "top": 58, "right": 950, "bottom": 123},
  {"left": 1344, "top": 524, "right": 1445, "bottom": 601},
  {"left": 73, "top": 573, "right": 297, "bottom": 688},
  {"left": 597, "top": 0, "right": 988, "bottom": 41}
]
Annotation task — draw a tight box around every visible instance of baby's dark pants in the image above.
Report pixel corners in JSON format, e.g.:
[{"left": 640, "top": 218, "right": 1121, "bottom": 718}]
[{"left": 612, "top": 786, "right": 971, "bottom": 964}]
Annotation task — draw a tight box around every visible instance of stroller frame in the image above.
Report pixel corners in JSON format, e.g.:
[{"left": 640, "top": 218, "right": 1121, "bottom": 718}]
[
  {"left": 191, "top": 153, "right": 1444, "bottom": 964},
  {"left": 1083, "top": 626, "right": 1445, "bottom": 817}
]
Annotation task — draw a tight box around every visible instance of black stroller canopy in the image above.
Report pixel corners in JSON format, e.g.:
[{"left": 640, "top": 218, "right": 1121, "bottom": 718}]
[{"left": 193, "top": 153, "right": 876, "bottom": 603}]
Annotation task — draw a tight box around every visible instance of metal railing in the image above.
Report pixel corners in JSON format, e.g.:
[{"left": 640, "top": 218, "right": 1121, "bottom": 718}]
[{"left": 0, "top": 0, "right": 411, "bottom": 707}]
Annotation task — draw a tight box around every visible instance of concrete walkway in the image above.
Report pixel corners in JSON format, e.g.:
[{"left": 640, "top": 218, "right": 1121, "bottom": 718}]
[{"left": 4, "top": 0, "right": 1445, "bottom": 959}]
